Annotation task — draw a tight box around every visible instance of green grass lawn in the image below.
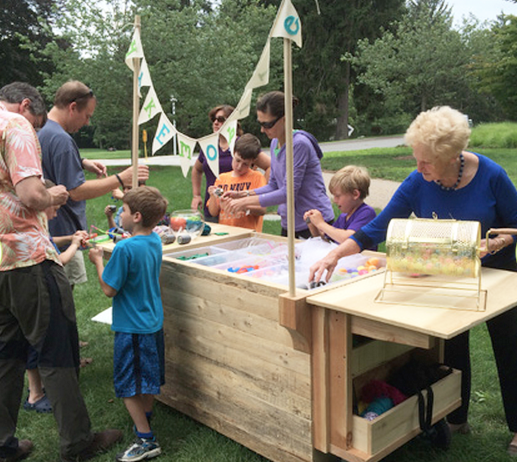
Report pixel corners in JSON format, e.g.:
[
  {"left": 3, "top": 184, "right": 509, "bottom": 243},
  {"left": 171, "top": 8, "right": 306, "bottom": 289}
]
[{"left": 17, "top": 135, "right": 517, "bottom": 461}]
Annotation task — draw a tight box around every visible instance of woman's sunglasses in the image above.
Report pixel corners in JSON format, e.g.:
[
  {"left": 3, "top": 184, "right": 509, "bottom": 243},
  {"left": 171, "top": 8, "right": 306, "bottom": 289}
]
[
  {"left": 211, "top": 115, "right": 227, "bottom": 124},
  {"left": 258, "top": 115, "right": 282, "bottom": 129}
]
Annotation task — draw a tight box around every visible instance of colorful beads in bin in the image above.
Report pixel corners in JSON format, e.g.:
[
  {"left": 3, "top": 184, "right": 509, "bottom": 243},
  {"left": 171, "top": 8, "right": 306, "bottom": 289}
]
[
  {"left": 334, "top": 258, "right": 381, "bottom": 281},
  {"left": 228, "top": 265, "right": 259, "bottom": 274}
]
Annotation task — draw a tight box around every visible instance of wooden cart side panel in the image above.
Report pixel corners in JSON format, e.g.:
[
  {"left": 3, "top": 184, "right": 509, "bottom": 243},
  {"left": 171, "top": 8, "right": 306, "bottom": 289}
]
[
  {"left": 163, "top": 317, "right": 311, "bottom": 405},
  {"left": 161, "top": 263, "right": 285, "bottom": 325},
  {"left": 158, "top": 385, "right": 310, "bottom": 462},
  {"left": 161, "top": 283, "right": 294, "bottom": 350},
  {"left": 160, "top": 260, "right": 317, "bottom": 462}
]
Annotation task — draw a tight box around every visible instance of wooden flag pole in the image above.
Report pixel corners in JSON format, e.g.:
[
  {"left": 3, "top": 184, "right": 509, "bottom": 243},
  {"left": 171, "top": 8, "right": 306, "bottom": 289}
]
[
  {"left": 131, "top": 15, "right": 141, "bottom": 188},
  {"left": 284, "top": 37, "right": 296, "bottom": 297}
]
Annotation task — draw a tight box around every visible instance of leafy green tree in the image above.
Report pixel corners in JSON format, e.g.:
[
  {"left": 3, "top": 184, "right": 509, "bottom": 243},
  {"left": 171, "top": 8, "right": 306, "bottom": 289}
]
[
  {"left": 36, "top": 0, "right": 281, "bottom": 149},
  {"left": 351, "top": 0, "right": 474, "bottom": 134},
  {"left": 0, "top": 0, "right": 60, "bottom": 88},
  {"left": 257, "top": 0, "right": 406, "bottom": 140},
  {"left": 292, "top": 0, "right": 406, "bottom": 140},
  {"left": 469, "top": 15, "right": 517, "bottom": 121}
]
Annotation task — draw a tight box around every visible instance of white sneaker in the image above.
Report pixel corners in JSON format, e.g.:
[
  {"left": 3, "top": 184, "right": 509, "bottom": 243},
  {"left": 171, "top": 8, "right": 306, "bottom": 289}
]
[{"left": 116, "top": 437, "right": 161, "bottom": 461}]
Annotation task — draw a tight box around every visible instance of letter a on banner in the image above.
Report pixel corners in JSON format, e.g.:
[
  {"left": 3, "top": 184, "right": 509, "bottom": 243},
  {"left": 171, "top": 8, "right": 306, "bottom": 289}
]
[
  {"left": 198, "top": 133, "right": 220, "bottom": 179},
  {"left": 125, "top": 28, "right": 144, "bottom": 70},
  {"left": 176, "top": 132, "right": 198, "bottom": 178},
  {"left": 270, "top": 0, "right": 302, "bottom": 48},
  {"left": 152, "top": 113, "right": 177, "bottom": 155}
]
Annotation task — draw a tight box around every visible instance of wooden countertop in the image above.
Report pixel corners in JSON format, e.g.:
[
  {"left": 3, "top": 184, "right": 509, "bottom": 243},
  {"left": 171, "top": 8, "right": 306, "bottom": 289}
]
[{"left": 307, "top": 267, "right": 517, "bottom": 339}]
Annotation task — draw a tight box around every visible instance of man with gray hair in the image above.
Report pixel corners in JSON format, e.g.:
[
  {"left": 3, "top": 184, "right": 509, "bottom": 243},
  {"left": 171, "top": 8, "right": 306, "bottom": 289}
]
[
  {"left": 0, "top": 81, "right": 47, "bottom": 129},
  {"left": 0, "top": 82, "right": 122, "bottom": 462}
]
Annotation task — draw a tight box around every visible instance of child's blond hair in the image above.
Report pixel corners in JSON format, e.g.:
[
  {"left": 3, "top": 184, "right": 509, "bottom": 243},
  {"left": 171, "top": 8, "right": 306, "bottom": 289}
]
[{"left": 329, "top": 165, "right": 371, "bottom": 200}]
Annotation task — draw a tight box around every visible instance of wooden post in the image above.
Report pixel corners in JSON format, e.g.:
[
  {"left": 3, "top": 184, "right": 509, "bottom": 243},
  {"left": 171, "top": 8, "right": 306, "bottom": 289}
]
[
  {"left": 284, "top": 37, "right": 296, "bottom": 297},
  {"left": 131, "top": 15, "right": 141, "bottom": 188}
]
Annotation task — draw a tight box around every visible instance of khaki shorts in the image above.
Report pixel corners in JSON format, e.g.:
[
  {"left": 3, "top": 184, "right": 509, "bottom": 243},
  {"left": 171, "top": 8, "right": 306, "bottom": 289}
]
[{"left": 63, "top": 251, "right": 87, "bottom": 285}]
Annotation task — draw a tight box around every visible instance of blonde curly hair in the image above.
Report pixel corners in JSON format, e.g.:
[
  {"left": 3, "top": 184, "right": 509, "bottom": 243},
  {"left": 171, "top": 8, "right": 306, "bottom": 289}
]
[{"left": 404, "top": 106, "right": 471, "bottom": 163}]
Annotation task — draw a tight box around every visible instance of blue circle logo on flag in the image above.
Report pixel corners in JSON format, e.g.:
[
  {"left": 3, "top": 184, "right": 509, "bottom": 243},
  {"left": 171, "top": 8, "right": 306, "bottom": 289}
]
[
  {"left": 284, "top": 16, "right": 299, "bottom": 36},
  {"left": 206, "top": 144, "right": 218, "bottom": 161}
]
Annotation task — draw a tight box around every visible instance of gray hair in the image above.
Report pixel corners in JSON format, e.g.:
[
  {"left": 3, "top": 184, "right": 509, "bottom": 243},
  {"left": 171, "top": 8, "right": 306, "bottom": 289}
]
[{"left": 0, "top": 82, "right": 47, "bottom": 124}]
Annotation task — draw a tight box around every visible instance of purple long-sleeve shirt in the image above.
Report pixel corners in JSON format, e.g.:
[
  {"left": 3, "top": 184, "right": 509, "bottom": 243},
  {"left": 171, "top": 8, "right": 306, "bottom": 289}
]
[{"left": 255, "top": 130, "right": 334, "bottom": 231}]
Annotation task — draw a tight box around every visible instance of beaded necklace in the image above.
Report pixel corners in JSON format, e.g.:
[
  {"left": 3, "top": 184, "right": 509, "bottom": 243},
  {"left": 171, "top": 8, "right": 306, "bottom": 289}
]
[{"left": 436, "top": 153, "right": 465, "bottom": 191}]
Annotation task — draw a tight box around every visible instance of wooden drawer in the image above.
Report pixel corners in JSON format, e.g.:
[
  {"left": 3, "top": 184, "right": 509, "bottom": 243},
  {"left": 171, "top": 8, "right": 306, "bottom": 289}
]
[{"left": 350, "top": 368, "right": 461, "bottom": 459}]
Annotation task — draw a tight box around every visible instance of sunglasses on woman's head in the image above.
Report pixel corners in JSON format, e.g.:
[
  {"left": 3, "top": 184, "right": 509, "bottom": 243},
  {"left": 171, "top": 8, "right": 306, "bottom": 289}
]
[
  {"left": 211, "top": 115, "right": 226, "bottom": 123},
  {"left": 258, "top": 115, "right": 282, "bottom": 129}
]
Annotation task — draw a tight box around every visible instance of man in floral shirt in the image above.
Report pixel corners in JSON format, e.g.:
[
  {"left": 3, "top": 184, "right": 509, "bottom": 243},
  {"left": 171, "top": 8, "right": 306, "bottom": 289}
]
[{"left": 0, "top": 82, "right": 121, "bottom": 462}]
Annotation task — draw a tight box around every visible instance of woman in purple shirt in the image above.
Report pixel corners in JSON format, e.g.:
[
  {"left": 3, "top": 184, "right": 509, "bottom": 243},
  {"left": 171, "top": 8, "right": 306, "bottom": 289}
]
[
  {"left": 225, "top": 91, "right": 333, "bottom": 238},
  {"left": 190, "top": 104, "right": 270, "bottom": 221}
]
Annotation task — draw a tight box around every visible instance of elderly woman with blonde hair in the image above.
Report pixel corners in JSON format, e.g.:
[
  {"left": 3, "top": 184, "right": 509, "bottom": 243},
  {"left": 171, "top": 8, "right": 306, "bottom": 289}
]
[{"left": 310, "top": 106, "right": 517, "bottom": 454}]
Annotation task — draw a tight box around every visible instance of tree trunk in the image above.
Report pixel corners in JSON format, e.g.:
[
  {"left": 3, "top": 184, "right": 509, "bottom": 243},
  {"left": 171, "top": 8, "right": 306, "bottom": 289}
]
[{"left": 334, "top": 61, "right": 351, "bottom": 140}]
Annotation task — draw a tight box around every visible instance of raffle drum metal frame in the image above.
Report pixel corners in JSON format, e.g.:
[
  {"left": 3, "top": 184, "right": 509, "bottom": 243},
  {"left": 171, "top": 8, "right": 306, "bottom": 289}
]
[{"left": 375, "top": 217, "right": 486, "bottom": 311}]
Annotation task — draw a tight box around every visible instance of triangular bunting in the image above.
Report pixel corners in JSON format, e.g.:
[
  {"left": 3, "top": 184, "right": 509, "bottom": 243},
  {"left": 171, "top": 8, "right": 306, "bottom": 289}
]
[
  {"left": 231, "top": 89, "right": 253, "bottom": 121},
  {"left": 125, "top": 28, "right": 144, "bottom": 70},
  {"left": 138, "top": 57, "right": 152, "bottom": 97},
  {"left": 270, "top": 0, "right": 302, "bottom": 48},
  {"left": 176, "top": 132, "right": 198, "bottom": 178},
  {"left": 245, "top": 40, "right": 271, "bottom": 91},
  {"left": 138, "top": 86, "right": 163, "bottom": 125},
  {"left": 152, "top": 113, "right": 177, "bottom": 156},
  {"left": 219, "top": 119, "right": 238, "bottom": 156},
  {"left": 197, "top": 133, "right": 220, "bottom": 179}
]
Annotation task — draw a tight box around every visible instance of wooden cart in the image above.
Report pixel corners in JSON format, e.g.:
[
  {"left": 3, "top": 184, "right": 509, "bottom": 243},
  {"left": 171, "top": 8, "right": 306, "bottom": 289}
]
[{"left": 102, "top": 225, "right": 517, "bottom": 462}]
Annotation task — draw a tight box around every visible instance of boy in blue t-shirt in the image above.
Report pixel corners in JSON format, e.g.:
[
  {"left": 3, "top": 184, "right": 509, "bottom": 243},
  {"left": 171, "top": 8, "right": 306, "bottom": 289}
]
[
  {"left": 304, "top": 165, "right": 377, "bottom": 248},
  {"left": 89, "top": 186, "right": 168, "bottom": 462}
]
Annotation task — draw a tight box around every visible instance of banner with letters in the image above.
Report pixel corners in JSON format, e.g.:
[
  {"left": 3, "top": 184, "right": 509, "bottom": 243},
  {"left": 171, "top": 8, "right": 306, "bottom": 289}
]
[{"left": 125, "top": 0, "right": 302, "bottom": 178}]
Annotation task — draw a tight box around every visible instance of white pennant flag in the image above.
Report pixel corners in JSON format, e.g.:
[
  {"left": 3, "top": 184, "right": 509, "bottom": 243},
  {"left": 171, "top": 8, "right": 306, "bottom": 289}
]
[
  {"left": 231, "top": 89, "right": 253, "bottom": 121},
  {"left": 125, "top": 28, "right": 144, "bottom": 70},
  {"left": 270, "top": 0, "right": 302, "bottom": 48},
  {"left": 152, "top": 113, "right": 177, "bottom": 156},
  {"left": 138, "top": 86, "right": 163, "bottom": 125},
  {"left": 138, "top": 57, "right": 152, "bottom": 97},
  {"left": 197, "top": 133, "right": 220, "bottom": 179},
  {"left": 176, "top": 132, "right": 198, "bottom": 178},
  {"left": 219, "top": 119, "right": 238, "bottom": 156},
  {"left": 245, "top": 39, "right": 271, "bottom": 91}
]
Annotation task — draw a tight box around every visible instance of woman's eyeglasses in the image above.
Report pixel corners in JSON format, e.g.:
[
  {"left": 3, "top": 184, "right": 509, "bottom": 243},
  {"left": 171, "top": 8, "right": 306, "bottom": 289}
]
[
  {"left": 258, "top": 115, "right": 282, "bottom": 129},
  {"left": 211, "top": 115, "right": 226, "bottom": 124}
]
